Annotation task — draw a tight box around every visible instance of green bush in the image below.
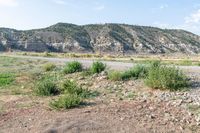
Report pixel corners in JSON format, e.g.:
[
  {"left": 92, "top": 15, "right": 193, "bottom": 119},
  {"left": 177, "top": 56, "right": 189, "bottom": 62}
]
[
  {"left": 108, "top": 70, "right": 122, "bottom": 81},
  {"left": 145, "top": 62, "right": 188, "bottom": 91},
  {"left": 0, "top": 73, "right": 15, "bottom": 87},
  {"left": 63, "top": 61, "right": 82, "bottom": 74},
  {"left": 91, "top": 61, "right": 106, "bottom": 74},
  {"left": 62, "top": 80, "right": 90, "bottom": 98},
  {"left": 122, "top": 65, "right": 148, "bottom": 80},
  {"left": 50, "top": 94, "right": 82, "bottom": 109},
  {"left": 35, "top": 77, "right": 59, "bottom": 96},
  {"left": 43, "top": 63, "right": 56, "bottom": 72}
]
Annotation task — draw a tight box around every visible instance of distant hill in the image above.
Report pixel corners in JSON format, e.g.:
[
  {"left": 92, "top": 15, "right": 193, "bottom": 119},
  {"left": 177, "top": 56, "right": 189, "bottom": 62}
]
[{"left": 0, "top": 23, "right": 200, "bottom": 54}]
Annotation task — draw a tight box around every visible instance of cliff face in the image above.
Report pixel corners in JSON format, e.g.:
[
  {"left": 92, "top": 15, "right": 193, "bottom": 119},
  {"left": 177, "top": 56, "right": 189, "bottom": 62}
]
[{"left": 0, "top": 23, "right": 200, "bottom": 54}]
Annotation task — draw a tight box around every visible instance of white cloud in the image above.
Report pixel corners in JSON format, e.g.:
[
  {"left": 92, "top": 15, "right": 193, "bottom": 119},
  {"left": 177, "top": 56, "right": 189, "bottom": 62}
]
[
  {"left": 0, "top": 0, "right": 19, "bottom": 7},
  {"left": 94, "top": 5, "right": 105, "bottom": 11},
  {"left": 185, "top": 9, "right": 200, "bottom": 24},
  {"left": 159, "top": 4, "right": 168, "bottom": 9},
  {"left": 53, "top": 0, "right": 66, "bottom": 5}
]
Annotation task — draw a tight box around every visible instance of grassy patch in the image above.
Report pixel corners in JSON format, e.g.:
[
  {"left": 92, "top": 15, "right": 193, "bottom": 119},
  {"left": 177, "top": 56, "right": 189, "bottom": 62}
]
[
  {"left": 121, "top": 65, "right": 148, "bottom": 80},
  {"left": 108, "top": 70, "right": 123, "bottom": 81},
  {"left": 108, "top": 65, "right": 148, "bottom": 81},
  {"left": 91, "top": 61, "right": 106, "bottom": 74},
  {"left": 63, "top": 61, "right": 83, "bottom": 74},
  {"left": 0, "top": 73, "right": 15, "bottom": 87},
  {"left": 43, "top": 63, "right": 56, "bottom": 72},
  {"left": 145, "top": 61, "right": 188, "bottom": 91},
  {"left": 50, "top": 94, "right": 82, "bottom": 109},
  {"left": 62, "top": 80, "right": 96, "bottom": 98},
  {"left": 35, "top": 75, "right": 59, "bottom": 96}
]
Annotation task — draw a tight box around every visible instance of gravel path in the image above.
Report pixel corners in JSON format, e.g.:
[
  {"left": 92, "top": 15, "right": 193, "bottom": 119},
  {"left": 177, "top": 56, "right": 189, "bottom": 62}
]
[{"left": 1, "top": 54, "right": 200, "bottom": 72}]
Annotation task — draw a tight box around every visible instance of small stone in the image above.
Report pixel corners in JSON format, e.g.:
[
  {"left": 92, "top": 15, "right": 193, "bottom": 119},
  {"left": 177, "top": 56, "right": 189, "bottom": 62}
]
[
  {"left": 141, "top": 99, "right": 147, "bottom": 103},
  {"left": 180, "top": 126, "right": 184, "bottom": 130},
  {"left": 83, "top": 110, "right": 91, "bottom": 113},
  {"left": 120, "top": 117, "right": 125, "bottom": 121},
  {"left": 149, "top": 115, "right": 156, "bottom": 119}
]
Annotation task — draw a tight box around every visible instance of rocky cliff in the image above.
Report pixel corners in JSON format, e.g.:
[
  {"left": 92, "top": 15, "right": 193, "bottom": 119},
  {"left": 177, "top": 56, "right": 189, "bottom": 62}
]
[{"left": 0, "top": 23, "right": 200, "bottom": 54}]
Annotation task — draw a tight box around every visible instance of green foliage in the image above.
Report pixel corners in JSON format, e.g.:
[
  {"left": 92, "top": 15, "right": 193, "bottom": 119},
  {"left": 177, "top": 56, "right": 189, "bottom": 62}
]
[
  {"left": 179, "top": 60, "right": 193, "bottom": 66},
  {"left": 35, "top": 75, "right": 59, "bottom": 96},
  {"left": 145, "top": 61, "right": 188, "bottom": 91},
  {"left": 63, "top": 61, "right": 83, "bottom": 74},
  {"left": 50, "top": 94, "right": 82, "bottom": 109},
  {"left": 62, "top": 80, "right": 92, "bottom": 98},
  {"left": 50, "top": 80, "right": 99, "bottom": 109},
  {"left": 43, "top": 63, "right": 56, "bottom": 72},
  {"left": 108, "top": 70, "right": 123, "bottom": 81},
  {"left": 91, "top": 61, "right": 106, "bottom": 74},
  {"left": 108, "top": 65, "right": 148, "bottom": 81},
  {"left": 121, "top": 65, "right": 148, "bottom": 80},
  {"left": 0, "top": 73, "right": 15, "bottom": 87}
]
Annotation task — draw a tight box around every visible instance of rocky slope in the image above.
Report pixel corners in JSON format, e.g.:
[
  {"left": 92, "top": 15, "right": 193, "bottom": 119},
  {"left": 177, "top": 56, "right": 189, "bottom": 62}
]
[{"left": 0, "top": 23, "right": 200, "bottom": 54}]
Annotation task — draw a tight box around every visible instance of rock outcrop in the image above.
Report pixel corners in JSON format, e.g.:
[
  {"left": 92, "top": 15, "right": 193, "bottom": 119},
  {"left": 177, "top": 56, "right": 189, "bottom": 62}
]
[{"left": 0, "top": 23, "right": 200, "bottom": 54}]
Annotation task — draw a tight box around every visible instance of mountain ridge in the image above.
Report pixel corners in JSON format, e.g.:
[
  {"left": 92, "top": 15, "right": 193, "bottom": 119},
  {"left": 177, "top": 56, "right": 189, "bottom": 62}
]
[{"left": 0, "top": 23, "right": 200, "bottom": 54}]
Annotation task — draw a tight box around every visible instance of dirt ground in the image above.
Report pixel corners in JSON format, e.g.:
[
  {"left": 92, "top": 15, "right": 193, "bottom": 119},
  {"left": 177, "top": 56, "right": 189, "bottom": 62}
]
[{"left": 1, "top": 56, "right": 200, "bottom": 133}]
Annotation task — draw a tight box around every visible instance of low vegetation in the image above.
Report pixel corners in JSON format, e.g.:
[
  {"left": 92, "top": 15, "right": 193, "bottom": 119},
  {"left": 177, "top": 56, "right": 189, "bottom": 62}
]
[
  {"left": 0, "top": 56, "right": 191, "bottom": 111},
  {"left": 0, "top": 73, "right": 15, "bottom": 87},
  {"left": 43, "top": 63, "right": 56, "bottom": 72},
  {"left": 50, "top": 80, "right": 97, "bottom": 109},
  {"left": 121, "top": 65, "right": 148, "bottom": 80},
  {"left": 145, "top": 61, "right": 188, "bottom": 91},
  {"left": 108, "top": 65, "right": 148, "bottom": 81},
  {"left": 63, "top": 61, "right": 83, "bottom": 74},
  {"left": 108, "top": 70, "right": 123, "bottom": 81},
  {"left": 50, "top": 94, "right": 82, "bottom": 109},
  {"left": 62, "top": 80, "right": 91, "bottom": 98},
  {"left": 35, "top": 75, "right": 59, "bottom": 96},
  {"left": 91, "top": 61, "right": 106, "bottom": 74}
]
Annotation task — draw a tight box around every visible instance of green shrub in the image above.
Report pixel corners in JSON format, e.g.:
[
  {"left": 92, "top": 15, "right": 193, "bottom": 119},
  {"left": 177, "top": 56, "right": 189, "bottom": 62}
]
[
  {"left": 62, "top": 80, "right": 90, "bottom": 98},
  {"left": 50, "top": 94, "right": 82, "bottom": 109},
  {"left": 108, "top": 70, "right": 122, "bottom": 81},
  {"left": 91, "top": 61, "right": 106, "bottom": 74},
  {"left": 63, "top": 61, "right": 82, "bottom": 74},
  {"left": 43, "top": 63, "right": 56, "bottom": 72},
  {"left": 145, "top": 62, "right": 188, "bottom": 91},
  {"left": 120, "top": 65, "right": 148, "bottom": 80},
  {"left": 35, "top": 78, "right": 59, "bottom": 96},
  {"left": 0, "top": 73, "right": 15, "bottom": 87}
]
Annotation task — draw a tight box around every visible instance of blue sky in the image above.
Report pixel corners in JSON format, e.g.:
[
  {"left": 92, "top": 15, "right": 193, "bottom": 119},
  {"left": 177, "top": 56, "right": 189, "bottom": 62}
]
[{"left": 0, "top": 0, "right": 200, "bottom": 35}]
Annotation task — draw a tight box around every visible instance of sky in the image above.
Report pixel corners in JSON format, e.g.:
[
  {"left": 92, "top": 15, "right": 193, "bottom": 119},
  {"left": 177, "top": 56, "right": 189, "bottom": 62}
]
[{"left": 0, "top": 0, "right": 200, "bottom": 35}]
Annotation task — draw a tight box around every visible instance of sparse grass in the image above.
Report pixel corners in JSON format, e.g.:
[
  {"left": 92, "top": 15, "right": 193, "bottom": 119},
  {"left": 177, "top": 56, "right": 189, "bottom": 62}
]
[
  {"left": 43, "top": 63, "right": 56, "bottom": 72},
  {"left": 62, "top": 80, "right": 94, "bottom": 98},
  {"left": 91, "top": 61, "right": 106, "bottom": 74},
  {"left": 108, "top": 65, "right": 148, "bottom": 81},
  {"left": 121, "top": 65, "right": 148, "bottom": 80},
  {"left": 63, "top": 61, "right": 83, "bottom": 74},
  {"left": 50, "top": 80, "right": 99, "bottom": 109},
  {"left": 179, "top": 59, "right": 193, "bottom": 66},
  {"left": 108, "top": 70, "right": 123, "bottom": 81},
  {"left": 145, "top": 61, "right": 188, "bottom": 91},
  {"left": 81, "top": 69, "right": 93, "bottom": 77},
  {"left": 50, "top": 94, "right": 82, "bottom": 109},
  {"left": 0, "top": 73, "right": 15, "bottom": 87},
  {"left": 35, "top": 75, "right": 59, "bottom": 96}
]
